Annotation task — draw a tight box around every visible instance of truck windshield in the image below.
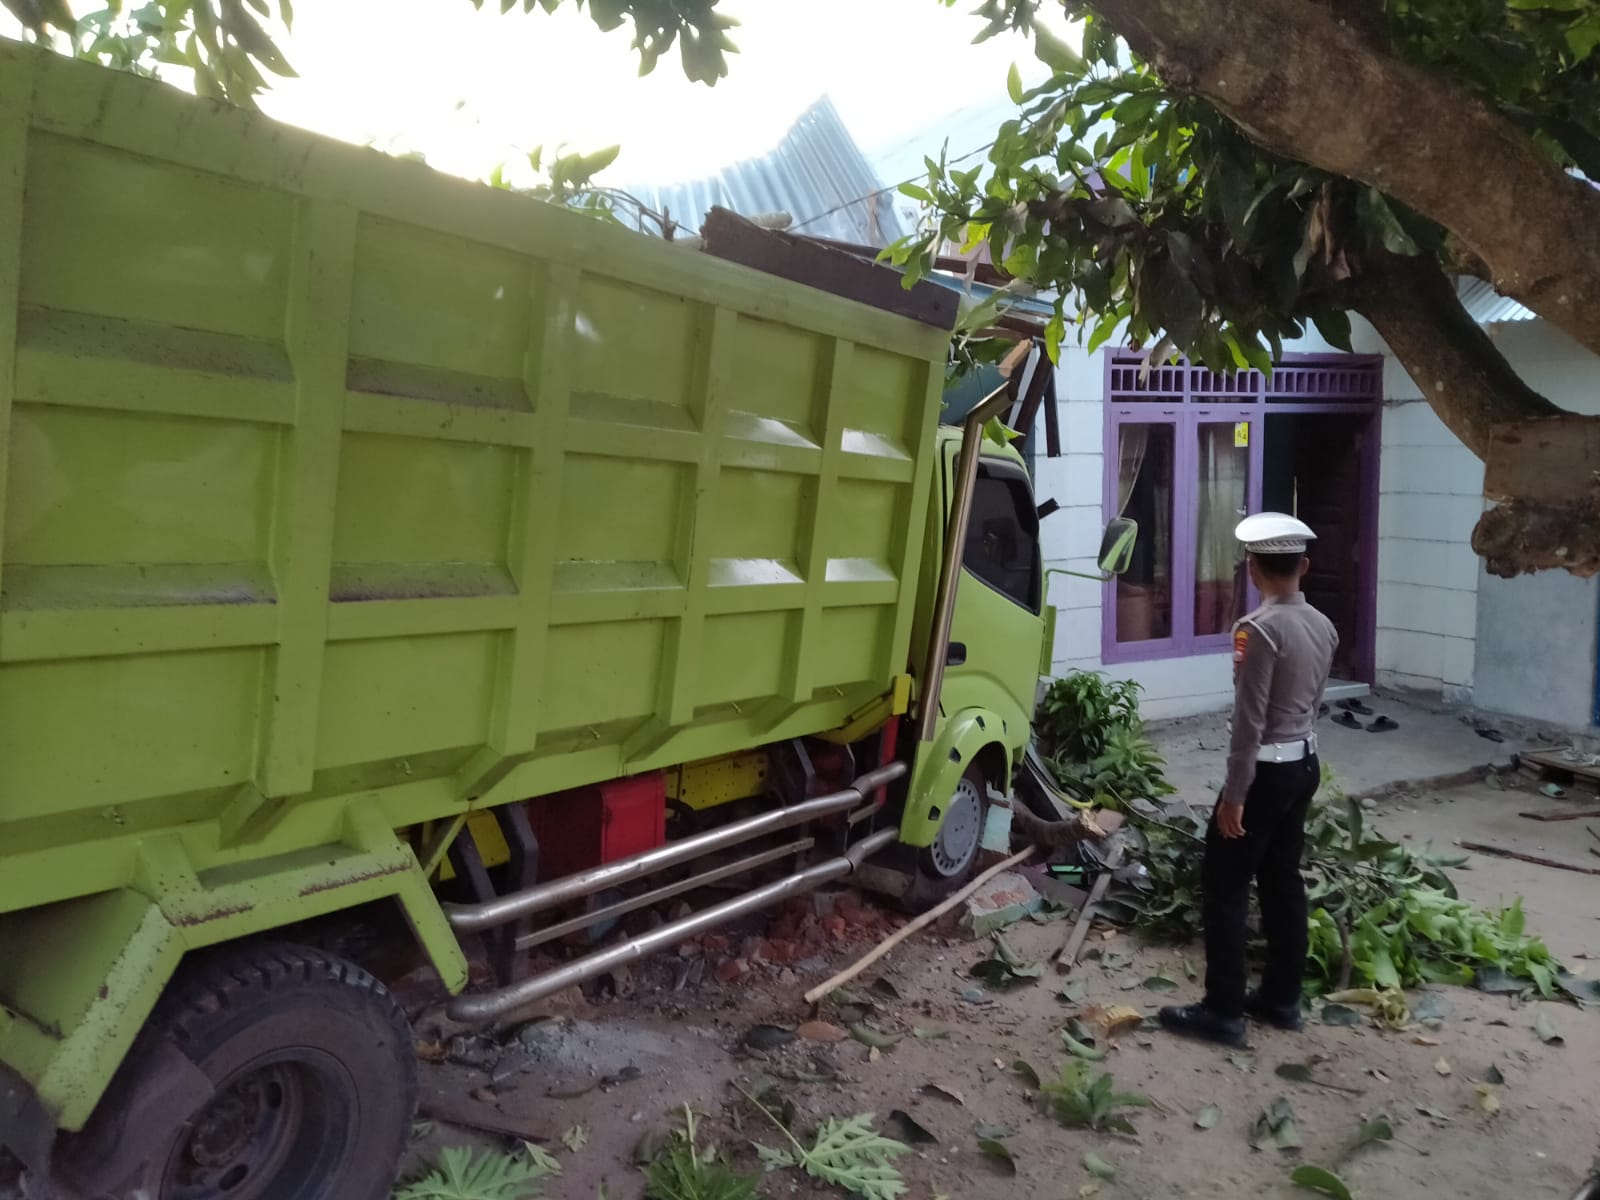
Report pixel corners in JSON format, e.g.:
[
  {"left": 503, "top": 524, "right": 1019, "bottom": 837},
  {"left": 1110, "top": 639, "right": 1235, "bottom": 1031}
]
[{"left": 963, "top": 462, "right": 1042, "bottom": 614}]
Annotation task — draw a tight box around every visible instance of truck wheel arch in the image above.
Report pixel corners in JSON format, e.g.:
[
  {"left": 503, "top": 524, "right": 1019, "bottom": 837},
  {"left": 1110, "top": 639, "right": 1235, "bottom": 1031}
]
[{"left": 898, "top": 709, "right": 1018, "bottom": 849}]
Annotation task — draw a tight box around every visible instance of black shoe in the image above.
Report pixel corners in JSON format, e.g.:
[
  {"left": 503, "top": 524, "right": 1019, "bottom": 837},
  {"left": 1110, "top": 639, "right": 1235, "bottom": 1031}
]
[
  {"left": 1158, "top": 1003, "right": 1248, "bottom": 1048},
  {"left": 1332, "top": 711, "right": 1362, "bottom": 730},
  {"left": 1245, "top": 992, "right": 1305, "bottom": 1031}
]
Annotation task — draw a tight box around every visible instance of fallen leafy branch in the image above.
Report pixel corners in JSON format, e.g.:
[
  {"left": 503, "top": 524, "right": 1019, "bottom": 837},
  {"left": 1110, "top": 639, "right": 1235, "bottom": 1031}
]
[
  {"left": 641, "top": 1106, "right": 762, "bottom": 1200},
  {"left": 1039, "top": 1062, "right": 1152, "bottom": 1136},
  {"left": 394, "top": 1144, "right": 562, "bottom": 1200},
  {"left": 738, "top": 1087, "right": 909, "bottom": 1200}
]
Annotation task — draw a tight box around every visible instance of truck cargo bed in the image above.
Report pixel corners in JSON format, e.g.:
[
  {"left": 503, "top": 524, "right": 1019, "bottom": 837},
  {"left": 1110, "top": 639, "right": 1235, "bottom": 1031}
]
[{"left": 0, "top": 43, "right": 949, "bottom": 908}]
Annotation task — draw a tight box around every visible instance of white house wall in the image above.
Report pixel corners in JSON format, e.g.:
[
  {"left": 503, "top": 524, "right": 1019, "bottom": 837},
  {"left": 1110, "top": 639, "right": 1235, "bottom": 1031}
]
[
  {"left": 1037, "top": 321, "right": 1597, "bottom": 730},
  {"left": 1470, "top": 321, "right": 1600, "bottom": 728}
]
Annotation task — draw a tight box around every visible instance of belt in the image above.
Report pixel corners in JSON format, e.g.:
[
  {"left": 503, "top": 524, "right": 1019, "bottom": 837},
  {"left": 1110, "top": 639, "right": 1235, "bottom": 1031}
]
[{"left": 1257, "top": 734, "right": 1317, "bottom": 763}]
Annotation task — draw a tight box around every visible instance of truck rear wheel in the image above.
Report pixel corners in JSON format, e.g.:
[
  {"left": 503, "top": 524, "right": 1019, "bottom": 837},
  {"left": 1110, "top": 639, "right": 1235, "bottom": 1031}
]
[{"left": 56, "top": 943, "right": 415, "bottom": 1200}]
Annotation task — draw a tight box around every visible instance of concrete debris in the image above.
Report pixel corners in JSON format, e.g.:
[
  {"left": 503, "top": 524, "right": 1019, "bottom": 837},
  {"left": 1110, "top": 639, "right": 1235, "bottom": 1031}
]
[{"left": 961, "top": 870, "right": 1045, "bottom": 938}]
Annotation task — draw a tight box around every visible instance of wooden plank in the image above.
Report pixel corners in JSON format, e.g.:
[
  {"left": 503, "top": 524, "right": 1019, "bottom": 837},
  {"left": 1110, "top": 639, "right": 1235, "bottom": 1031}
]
[
  {"left": 1011, "top": 343, "right": 1050, "bottom": 439},
  {"left": 1521, "top": 749, "right": 1600, "bottom": 785},
  {"left": 1042, "top": 362, "right": 1063, "bottom": 458},
  {"left": 1055, "top": 844, "right": 1125, "bottom": 973},
  {"left": 700, "top": 207, "right": 960, "bottom": 331},
  {"left": 1460, "top": 840, "right": 1600, "bottom": 877},
  {"left": 1483, "top": 414, "right": 1600, "bottom": 504},
  {"left": 1519, "top": 808, "right": 1600, "bottom": 822}
]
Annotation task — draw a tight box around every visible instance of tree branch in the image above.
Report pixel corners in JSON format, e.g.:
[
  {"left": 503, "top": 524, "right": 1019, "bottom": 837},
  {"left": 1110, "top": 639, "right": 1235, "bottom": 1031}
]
[
  {"left": 1346, "top": 254, "right": 1600, "bottom": 578},
  {"left": 1474, "top": 496, "right": 1600, "bottom": 579},
  {"left": 1091, "top": 0, "right": 1600, "bottom": 360},
  {"left": 1349, "top": 253, "right": 1562, "bottom": 457}
]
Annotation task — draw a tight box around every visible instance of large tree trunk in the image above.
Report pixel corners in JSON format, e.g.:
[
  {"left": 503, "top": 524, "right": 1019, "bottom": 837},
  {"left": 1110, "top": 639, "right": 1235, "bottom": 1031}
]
[
  {"left": 1351, "top": 254, "right": 1561, "bottom": 458},
  {"left": 1351, "top": 255, "right": 1599, "bottom": 577},
  {"left": 1093, "top": 0, "right": 1600, "bottom": 363},
  {"left": 1090, "top": 0, "right": 1600, "bottom": 576}
]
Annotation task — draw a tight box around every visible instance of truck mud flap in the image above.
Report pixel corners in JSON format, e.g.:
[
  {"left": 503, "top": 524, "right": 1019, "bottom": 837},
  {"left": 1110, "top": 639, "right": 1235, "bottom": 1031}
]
[{"left": 443, "top": 765, "right": 906, "bottom": 1023}]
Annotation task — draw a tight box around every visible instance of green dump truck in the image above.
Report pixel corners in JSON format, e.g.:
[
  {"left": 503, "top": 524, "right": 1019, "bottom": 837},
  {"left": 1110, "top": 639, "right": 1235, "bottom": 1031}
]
[{"left": 0, "top": 41, "right": 1127, "bottom": 1200}]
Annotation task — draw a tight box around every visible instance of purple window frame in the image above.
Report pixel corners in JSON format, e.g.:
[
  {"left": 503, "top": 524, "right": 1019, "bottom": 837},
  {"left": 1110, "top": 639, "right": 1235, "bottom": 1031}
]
[{"left": 1100, "top": 350, "right": 1383, "bottom": 675}]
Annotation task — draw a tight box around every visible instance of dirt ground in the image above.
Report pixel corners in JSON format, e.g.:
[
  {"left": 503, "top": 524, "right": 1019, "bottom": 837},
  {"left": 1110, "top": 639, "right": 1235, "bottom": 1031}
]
[{"left": 405, "top": 771, "right": 1600, "bottom": 1200}]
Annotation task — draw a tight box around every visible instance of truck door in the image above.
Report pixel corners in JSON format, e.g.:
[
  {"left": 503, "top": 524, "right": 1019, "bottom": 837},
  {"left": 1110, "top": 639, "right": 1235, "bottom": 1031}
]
[{"left": 941, "top": 454, "right": 1047, "bottom": 730}]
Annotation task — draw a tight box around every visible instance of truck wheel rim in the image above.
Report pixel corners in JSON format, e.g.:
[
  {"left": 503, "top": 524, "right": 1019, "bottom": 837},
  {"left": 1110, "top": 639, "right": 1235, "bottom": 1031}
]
[
  {"left": 165, "top": 1054, "right": 351, "bottom": 1200},
  {"left": 929, "top": 777, "right": 983, "bottom": 878}
]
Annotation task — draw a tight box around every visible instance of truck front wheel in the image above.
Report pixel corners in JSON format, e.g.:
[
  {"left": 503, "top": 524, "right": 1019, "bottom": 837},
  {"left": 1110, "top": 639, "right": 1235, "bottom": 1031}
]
[
  {"left": 56, "top": 943, "right": 415, "bottom": 1200},
  {"left": 902, "top": 763, "right": 989, "bottom": 906}
]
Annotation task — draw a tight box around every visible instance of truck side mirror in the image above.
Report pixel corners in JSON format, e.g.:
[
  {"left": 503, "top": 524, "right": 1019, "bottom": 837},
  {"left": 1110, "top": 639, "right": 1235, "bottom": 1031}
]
[{"left": 1098, "top": 517, "right": 1138, "bottom": 576}]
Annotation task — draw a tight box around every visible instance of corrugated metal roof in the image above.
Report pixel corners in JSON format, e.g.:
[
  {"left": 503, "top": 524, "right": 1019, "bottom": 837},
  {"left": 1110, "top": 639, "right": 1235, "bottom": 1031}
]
[
  {"left": 622, "top": 97, "right": 907, "bottom": 248},
  {"left": 1458, "top": 277, "right": 1536, "bottom": 324}
]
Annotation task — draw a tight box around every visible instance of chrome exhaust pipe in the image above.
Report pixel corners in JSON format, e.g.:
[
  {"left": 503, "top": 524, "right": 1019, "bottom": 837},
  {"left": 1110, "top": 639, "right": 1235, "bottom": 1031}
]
[
  {"left": 444, "top": 762, "right": 906, "bottom": 934},
  {"left": 446, "top": 826, "right": 898, "bottom": 1022},
  {"left": 513, "top": 838, "right": 813, "bottom": 952}
]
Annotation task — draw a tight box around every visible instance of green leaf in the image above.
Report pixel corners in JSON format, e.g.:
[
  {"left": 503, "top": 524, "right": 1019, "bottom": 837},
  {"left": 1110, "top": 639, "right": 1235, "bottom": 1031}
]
[
  {"left": 1336, "top": 1115, "right": 1393, "bottom": 1163},
  {"left": 1061, "top": 1030, "right": 1107, "bottom": 1061},
  {"left": 1194, "top": 1103, "right": 1221, "bottom": 1130},
  {"left": 1356, "top": 188, "right": 1420, "bottom": 256},
  {"left": 1012, "top": 1058, "right": 1043, "bottom": 1088},
  {"left": 978, "top": 1137, "right": 1017, "bottom": 1175},
  {"left": 1113, "top": 90, "right": 1162, "bottom": 126},
  {"left": 1007, "top": 62, "right": 1024, "bottom": 104},
  {"left": 1311, "top": 309, "right": 1354, "bottom": 353},
  {"left": 1083, "top": 1152, "right": 1117, "bottom": 1180},
  {"left": 1567, "top": 14, "right": 1600, "bottom": 61},
  {"left": 1086, "top": 317, "right": 1119, "bottom": 355},
  {"left": 849, "top": 1023, "right": 901, "bottom": 1051},
  {"left": 1291, "top": 1165, "right": 1355, "bottom": 1200},
  {"left": 641, "top": 1107, "right": 761, "bottom": 1200},
  {"left": 1250, "top": 1097, "right": 1302, "bottom": 1152},
  {"left": 1534, "top": 1010, "right": 1564, "bottom": 1044},
  {"left": 1320, "top": 1004, "right": 1362, "bottom": 1027},
  {"left": 394, "top": 1144, "right": 561, "bottom": 1200},
  {"left": 898, "top": 182, "right": 934, "bottom": 205},
  {"left": 1034, "top": 25, "right": 1082, "bottom": 73},
  {"left": 1142, "top": 975, "right": 1179, "bottom": 993},
  {"left": 763, "top": 1113, "right": 910, "bottom": 1200}
]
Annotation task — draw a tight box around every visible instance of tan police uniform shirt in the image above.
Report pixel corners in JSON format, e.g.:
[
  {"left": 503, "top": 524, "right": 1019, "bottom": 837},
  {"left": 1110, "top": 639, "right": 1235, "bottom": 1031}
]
[{"left": 1221, "top": 593, "right": 1339, "bottom": 807}]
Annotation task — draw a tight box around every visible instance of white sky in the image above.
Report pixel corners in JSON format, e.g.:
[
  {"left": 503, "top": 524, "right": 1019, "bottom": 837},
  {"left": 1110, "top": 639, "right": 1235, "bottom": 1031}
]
[{"left": 6, "top": 1, "right": 1072, "bottom": 187}]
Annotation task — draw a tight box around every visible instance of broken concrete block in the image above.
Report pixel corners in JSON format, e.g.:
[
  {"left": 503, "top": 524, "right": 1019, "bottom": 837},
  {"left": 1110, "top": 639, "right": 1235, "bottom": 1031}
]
[{"left": 960, "top": 870, "right": 1044, "bottom": 938}]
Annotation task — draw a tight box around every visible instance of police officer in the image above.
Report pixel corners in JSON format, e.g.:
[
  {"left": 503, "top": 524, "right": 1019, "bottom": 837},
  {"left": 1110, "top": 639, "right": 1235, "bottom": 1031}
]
[{"left": 1159, "top": 513, "right": 1339, "bottom": 1047}]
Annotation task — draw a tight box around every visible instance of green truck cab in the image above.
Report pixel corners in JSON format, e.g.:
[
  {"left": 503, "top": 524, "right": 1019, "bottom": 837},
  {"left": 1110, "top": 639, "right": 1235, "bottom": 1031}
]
[{"left": 0, "top": 43, "right": 1114, "bottom": 1199}]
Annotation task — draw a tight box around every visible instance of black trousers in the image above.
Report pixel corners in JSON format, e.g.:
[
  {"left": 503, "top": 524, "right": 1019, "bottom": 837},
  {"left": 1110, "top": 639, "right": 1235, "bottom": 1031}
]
[{"left": 1202, "top": 754, "right": 1321, "bottom": 1018}]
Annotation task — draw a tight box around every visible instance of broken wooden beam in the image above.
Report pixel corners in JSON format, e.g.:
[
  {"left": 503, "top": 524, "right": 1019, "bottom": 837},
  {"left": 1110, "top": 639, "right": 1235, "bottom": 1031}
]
[
  {"left": 801, "top": 847, "right": 1035, "bottom": 1005},
  {"left": 1459, "top": 840, "right": 1600, "bottom": 877},
  {"left": 699, "top": 207, "right": 960, "bottom": 330},
  {"left": 1518, "top": 808, "right": 1600, "bottom": 822},
  {"left": 1055, "top": 844, "right": 1125, "bottom": 974}
]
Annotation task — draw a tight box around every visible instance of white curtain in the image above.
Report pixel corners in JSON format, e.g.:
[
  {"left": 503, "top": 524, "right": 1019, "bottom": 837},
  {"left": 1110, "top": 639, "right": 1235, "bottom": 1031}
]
[
  {"left": 1195, "top": 423, "right": 1249, "bottom": 635},
  {"left": 1117, "top": 424, "right": 1150, "bottom": 516}
]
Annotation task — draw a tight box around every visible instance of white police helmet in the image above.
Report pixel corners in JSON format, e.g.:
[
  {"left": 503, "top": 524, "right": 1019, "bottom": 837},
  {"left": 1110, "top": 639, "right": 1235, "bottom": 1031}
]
[{"left": 1234, "top": 512, "right": 1316, "bottom": 555}]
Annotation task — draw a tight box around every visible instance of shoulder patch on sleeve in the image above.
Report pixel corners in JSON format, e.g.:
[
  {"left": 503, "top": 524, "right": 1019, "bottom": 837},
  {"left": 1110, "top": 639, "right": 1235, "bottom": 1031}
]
[{"left": 1239, "top": 616, "right": 1281, "bottom": 656}]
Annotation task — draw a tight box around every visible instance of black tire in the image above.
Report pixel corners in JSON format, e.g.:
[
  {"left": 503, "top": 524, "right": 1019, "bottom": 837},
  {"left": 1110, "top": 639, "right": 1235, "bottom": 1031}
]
[
  {"left": 56, "top": 943, "right": 416, "bottom": 1200},
  {"left": 904, "top": 763, "right": 989, "bottom": 907}
]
